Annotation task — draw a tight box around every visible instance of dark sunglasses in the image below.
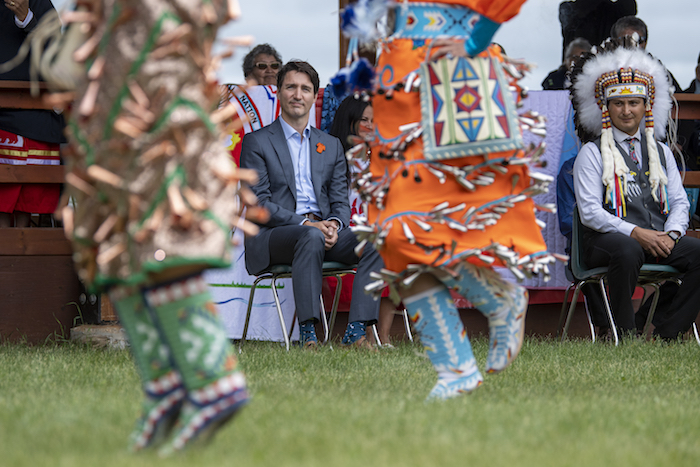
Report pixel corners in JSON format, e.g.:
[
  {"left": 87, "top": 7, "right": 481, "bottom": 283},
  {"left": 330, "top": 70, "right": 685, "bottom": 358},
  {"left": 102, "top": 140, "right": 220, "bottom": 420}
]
[{"left": 255, "top": 62, "right": 281, "bottom": 71}]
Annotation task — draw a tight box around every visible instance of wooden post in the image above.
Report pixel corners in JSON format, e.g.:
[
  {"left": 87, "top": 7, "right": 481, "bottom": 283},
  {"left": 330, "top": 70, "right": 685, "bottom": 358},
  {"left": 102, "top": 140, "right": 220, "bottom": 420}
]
[{"left": 338, "top": 0, "right": 377, "bottom": 69}]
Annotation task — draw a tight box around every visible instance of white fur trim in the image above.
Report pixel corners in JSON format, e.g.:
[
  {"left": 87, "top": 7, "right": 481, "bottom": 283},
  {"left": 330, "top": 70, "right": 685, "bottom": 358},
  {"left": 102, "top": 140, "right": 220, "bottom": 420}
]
[
  {"left": 646, "top": 126, "right": 667, "bottom": 201},
  {"left": 600, "top": 126, "right": 617, "bottom": 203},
  {"left": 573, "top": 48, "right": 672, "bottom": 140}
]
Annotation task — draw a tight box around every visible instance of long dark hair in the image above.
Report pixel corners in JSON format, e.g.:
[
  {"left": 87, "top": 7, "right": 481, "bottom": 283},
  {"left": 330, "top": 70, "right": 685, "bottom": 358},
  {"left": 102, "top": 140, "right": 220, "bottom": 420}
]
[{"left": 329, "top": 95, "right": 371, "bottom": 152}]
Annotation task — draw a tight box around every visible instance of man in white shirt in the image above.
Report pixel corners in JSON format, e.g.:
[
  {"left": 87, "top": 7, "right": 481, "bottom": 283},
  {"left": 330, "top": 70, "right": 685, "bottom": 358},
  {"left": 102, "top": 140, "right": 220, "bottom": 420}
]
[{"left": 571, "top": 45, "right": 700, "bottom": 340}]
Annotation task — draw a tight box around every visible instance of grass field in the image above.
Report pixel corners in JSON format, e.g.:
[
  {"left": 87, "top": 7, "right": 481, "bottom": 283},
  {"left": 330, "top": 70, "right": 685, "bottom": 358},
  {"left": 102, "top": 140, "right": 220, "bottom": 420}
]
[{"left": 1, "top": 337, "right": 699, "bottom": 467}]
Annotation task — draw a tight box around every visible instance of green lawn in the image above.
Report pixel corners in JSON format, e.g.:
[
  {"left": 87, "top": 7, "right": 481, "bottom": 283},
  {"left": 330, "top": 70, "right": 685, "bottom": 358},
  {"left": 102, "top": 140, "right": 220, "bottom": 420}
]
[{"left": 1, "top": 338, "right": 699, "bottom": 466}]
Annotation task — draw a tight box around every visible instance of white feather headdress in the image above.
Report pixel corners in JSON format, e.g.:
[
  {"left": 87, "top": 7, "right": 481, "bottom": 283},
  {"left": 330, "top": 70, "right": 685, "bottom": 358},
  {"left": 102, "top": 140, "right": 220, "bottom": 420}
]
[{"left": 571, "top": 46, "right": 672, "bottom": 212}]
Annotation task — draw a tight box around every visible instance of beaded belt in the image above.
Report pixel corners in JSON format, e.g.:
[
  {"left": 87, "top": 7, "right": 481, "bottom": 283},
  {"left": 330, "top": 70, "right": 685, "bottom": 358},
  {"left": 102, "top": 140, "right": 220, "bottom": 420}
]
[{"left": 392, "top": 2, "right": 485, "bottom": 40}]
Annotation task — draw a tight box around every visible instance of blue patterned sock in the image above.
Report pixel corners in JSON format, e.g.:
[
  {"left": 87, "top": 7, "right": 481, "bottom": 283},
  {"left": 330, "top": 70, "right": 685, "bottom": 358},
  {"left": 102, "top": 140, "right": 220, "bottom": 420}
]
[
  {"left": 403, "top": 285, "right": 482, "bottom": 400},
  {"left": 299, "top": 320, "right": 317, "bottom": 345},
  {"left": 342, "top": 321, "right": 367, "bottom": 345}
]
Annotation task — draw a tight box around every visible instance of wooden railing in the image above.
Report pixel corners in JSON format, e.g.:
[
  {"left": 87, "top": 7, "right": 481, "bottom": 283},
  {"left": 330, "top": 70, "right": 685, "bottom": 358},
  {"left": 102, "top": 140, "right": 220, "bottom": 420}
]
[
  {"left": 682, "top": 170, "right": 700, "bottom": 189},
  {"left": 674, "top": 94, "right": 700, "bottom": 121},
  {"left": 0, "top": 80, "right": 69, "bottom": 110},
  {"left": 0, "top": 164, "right": 64, "bottom": 184},
  {"left": 0, "top": 166, "right": 70, "bottom": 252}
]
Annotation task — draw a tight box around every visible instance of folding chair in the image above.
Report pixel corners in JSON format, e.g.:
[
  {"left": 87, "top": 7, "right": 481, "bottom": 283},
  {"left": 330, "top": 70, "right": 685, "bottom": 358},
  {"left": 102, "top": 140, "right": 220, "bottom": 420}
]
[
  {"left": 239, "top": 261, "right": 356, "bottom": 351},
  {"left": 558, "top": 208, "right": 682, "bottom": 346}
]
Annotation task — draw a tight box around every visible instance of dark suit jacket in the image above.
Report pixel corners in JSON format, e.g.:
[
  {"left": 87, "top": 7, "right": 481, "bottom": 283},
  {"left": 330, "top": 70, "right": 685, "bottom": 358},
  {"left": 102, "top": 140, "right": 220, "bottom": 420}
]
[
  {"left": 542, "top": 65, "right": 567, "bottom": 91},
  {"left": 240, "top": 118, "right": 350, "bottom": 275},
  {"left": 559, "top": 0, "right": 636, "bottom": 60}
]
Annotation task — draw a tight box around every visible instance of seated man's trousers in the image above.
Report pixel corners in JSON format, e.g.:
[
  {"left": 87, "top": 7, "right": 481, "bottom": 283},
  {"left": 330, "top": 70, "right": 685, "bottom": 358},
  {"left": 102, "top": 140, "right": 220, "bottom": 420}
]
[
  {"left": 583, "top": 232, "right": 700, "bottom": 338},
  {"left": 268, "top": 225, "right": 382, "bottom": 323}
]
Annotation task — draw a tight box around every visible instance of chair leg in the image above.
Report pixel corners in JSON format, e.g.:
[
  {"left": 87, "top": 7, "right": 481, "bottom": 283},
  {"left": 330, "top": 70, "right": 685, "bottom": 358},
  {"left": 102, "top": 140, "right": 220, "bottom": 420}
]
[
  {"left": 641, "top": 283, "right": 662, "bottom": 339},
  {"left": 319, "top": 294, "right": 330, "bottom": 344},
  {"left": 239, "top": 275, "right": 265, "bottom": 353},
  {"left": 325, "top": 273, "right": 346, "bottom": 344},
  {"left": 401, "top": 308, "right": 413, "bottom": 342},
  {"left": 288, "top": 309, "right": 297, "bottom": 342},
  {"left": 371, "top": 324, "right": 381, "bottom": 346},
  {"left": 599, "top": 277, "right": 619, "bottom": 346},
  {"left": 561, "top": 282, "right": 584, "bottom": 342},
  {"left": 270, "top": 275, "right": 291, "bottom": 351},
  {"left": 557, "top": 283, "right": 575, "bottom": 339},
  {"left": 583, "top": 303, "right": 596, "bottom": 343},
  {"left": 693, "top": 322, "right": 700, "bottom": 346}
]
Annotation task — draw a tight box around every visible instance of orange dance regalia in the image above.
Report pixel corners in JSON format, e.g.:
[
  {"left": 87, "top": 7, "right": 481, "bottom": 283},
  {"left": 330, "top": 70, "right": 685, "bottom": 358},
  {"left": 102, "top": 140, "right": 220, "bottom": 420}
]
[{"left": 345, "top": 0, "right": 557, "bottom": 300}]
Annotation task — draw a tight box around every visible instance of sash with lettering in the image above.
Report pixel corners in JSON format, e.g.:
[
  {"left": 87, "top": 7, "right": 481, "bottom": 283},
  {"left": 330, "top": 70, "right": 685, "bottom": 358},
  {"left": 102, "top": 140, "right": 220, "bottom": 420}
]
[{"left": 222, "top": 84, "right": 280, "bottom": 166}]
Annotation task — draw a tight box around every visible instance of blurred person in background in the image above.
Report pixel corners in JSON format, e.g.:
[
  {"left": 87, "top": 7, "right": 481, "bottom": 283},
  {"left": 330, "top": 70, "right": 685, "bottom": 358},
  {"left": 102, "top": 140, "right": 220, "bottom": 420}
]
[
  {"left": 242, "top": 43, "right": 282, "bottom": 86},
  {"left": 330, "top": 95, "right": 400, "bottom": 347}
]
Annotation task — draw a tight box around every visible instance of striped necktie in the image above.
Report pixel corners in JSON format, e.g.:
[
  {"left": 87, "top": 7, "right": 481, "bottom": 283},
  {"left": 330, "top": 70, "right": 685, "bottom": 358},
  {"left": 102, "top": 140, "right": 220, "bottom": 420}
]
[{"left": 626, "top": 137, "right": 641, "bottom": 169}]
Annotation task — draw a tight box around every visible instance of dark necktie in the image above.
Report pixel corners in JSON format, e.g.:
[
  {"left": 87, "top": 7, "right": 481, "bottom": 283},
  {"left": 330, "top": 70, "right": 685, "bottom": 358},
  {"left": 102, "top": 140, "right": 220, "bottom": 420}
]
[{"left": 626, "top": 137, "right": 641, "bottom": 169}]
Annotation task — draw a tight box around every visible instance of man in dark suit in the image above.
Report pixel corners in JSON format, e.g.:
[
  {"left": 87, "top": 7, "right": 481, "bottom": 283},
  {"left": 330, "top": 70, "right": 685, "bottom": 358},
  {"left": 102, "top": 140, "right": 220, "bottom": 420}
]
[
  {"left": 240, "top": 60, "right": 383, "bottom": 348},
  {"left": 571, "top": 46, "right": 700, "bottom": 340},
  {"left": 610, "top": 15, "right": 681, "bottom": 92},
  {"left": 684, "top": 53, "right": 700, "bottom": 93},
  {"left": 559, "top": 0, "right": 636, "bottom": 61}
]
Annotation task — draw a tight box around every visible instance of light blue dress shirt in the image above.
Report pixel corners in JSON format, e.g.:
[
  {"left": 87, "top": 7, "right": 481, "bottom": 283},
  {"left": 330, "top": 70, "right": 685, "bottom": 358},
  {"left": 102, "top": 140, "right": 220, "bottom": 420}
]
[
  {"left": 278, "top": 117, "right": 343, "bottom": 230},
  {"left": 279, "top": 117, "right": 320, "bottom": 217}
]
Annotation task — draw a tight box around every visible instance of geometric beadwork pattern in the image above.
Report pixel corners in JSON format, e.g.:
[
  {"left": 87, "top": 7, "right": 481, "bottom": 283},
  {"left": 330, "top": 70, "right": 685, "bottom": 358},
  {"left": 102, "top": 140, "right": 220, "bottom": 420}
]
[
  {"left": 394, "top": 3, "right": 481, "bottom": 40},
  {"left": 420, "top": 55, "right": 523, "bottom": 161}
]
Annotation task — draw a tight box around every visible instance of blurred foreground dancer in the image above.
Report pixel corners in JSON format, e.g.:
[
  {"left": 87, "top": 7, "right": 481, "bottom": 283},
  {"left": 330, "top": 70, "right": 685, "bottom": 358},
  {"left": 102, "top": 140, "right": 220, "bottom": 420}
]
[
  {"left": 48, "top": 0, "right": 259, "bottom": 454},
  {"left": 330, "top": 95, "right": 399, "bottom": 347},
  {"left": 338, "top": 0, "right": 557, "bottom": 400}
]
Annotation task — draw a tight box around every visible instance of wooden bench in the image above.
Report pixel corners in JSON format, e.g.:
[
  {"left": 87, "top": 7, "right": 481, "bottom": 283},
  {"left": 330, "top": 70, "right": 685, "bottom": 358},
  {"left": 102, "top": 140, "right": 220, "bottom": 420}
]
[
  {"left": 0, "top": 76, "right": 96, "bottom": 342},
  {"left": 0, "top": 165, "right": 98, "bottom": 343}
]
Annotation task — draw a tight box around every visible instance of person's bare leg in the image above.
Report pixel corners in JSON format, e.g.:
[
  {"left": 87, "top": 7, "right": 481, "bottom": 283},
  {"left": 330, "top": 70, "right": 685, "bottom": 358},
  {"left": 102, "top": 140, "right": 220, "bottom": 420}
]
[
  {"left": 402, "top": 273, "right": 442, "bottom": 296},
  {"left": 377, "top": 297, "right": 396, "bottom": 345}
]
